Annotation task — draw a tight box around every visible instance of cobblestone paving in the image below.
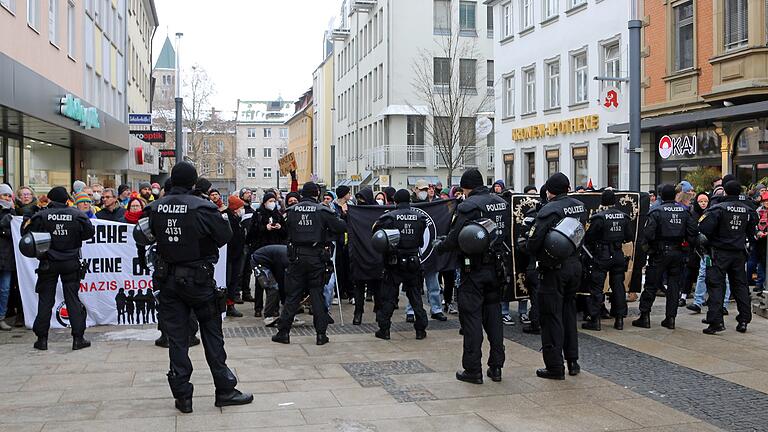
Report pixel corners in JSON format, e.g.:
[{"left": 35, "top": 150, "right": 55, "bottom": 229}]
[{"left": 341, "top": 360, "right": 439, "bottom": 402}]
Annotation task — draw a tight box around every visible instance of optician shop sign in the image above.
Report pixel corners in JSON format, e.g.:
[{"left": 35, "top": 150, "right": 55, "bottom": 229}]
[
  {"left": 658, "top": 134, "right": 697, "bottom": 159},
  {"left": 59, "top": 94, "right": 100, "bottom": 130},
  {"left": 512, "top": 115, "right": 599, "bottom": 141}
]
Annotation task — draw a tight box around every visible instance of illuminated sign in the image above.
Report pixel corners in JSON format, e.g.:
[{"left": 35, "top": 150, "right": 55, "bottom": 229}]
[
  {"left": 59, "top": 94, "right": 100, "bottom": 130},
  {"left": 130, "top": 130, "right": 167, "bottom": 143},
  {"left": 658, "top": 134, "right": 697, "bottom": 159},
  {"left": 512, "top": 115, "right": 599, "bottom": 141}
]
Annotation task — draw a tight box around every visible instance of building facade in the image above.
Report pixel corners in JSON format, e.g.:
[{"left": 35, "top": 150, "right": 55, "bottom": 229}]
[
  {"left": 286, "top": 90, "right": 314, "bottom": 184},
  {"left": 490, "top": 0, "right": 630, "bottom": 191},
  {"left": 609, "top": 0, "right": 768, "bottom": 190},
  {"left": 332, "top": 0, "right": 495, "bottom": 190},
  {"left": 235, "top": 99, "right": 292, "bottom": 193},
  {"left": 185, "top": 128, "right": 237, "bottom": 196},
  {"left": 312, "top": 52, "right": 335, "bottom": 187}
]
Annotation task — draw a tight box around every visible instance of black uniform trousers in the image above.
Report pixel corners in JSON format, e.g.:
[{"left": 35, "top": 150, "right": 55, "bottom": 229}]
[
  {"left": 538, "top": 257, "right": 581, "bottom": 373},
  {"left": 377, "top": 263, "right": 428, "bottom": 332},
  {"left": 457, "top": 264, "right": 505, "bottom": 375},
  {"left": 588, "top": 246, "right": 628, "bottom": 319},
  {"left": 33, "top": 260, "right": 86, "bottom": 338},
  {"left": 706, "top": 249, "right": 751, "bottom": 326},
  {"left": 353, "top": 278, "right": 381, "bottom": 316},
  {"left": 639, "top": 247, "right": 682, "bottom": 318},
  {"left": 278, "top": 254, "right": 328, "bottom": 335},
  {"left": 158, "top": 277, "right": 236, "bottom": 400}
]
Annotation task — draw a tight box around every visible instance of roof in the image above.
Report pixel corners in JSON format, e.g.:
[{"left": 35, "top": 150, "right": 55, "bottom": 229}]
[
  {"left": 236, "top": 99, "right": 295, "bottom": 124},
  {"left": 154, "top": 37, "right": 175, "bottom": 70}
]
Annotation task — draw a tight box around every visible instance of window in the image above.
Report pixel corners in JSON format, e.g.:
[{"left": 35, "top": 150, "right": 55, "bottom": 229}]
[
  {"left": 486, "top": 60, "right": 494, "bottom": 87},
  {"left": 460, "top": 59, "right": 477, "bottom": 90},
  {"left": 201, "top": 161, "right": 210, "bottom": 174},
  {"left": 674, "top": 1, "right": 694, "bottom": 70},
  {"left": 379, "top": 63, "right": 384, "bottom": 98},
  {"left": 247, "top": 128, "right": 256, "bottom": 138},
  {"left": 568, "top": 0, "right": 585, "bottom": 9},
  {"left": 724, "top": 0, "right": 748, "bottom": 50},
  {"left": 603, "top": 42, "right": 620, "bottom": 89},
  {"left": 520, "top": 0, "right": 533, "bottom": 30},
  {"left": 263, "top": 147, "right": 272, "bottom": 158},
  {"left": 546, "top": 150, "right": 560, "bottom": 177},
  {"left": 247, "top": 147, "right": 256, "bottom": 158},
  {"left": 525, "top": 152, "right": 535, "bottom": 187},
  {"left": 263, "top": 128, "right": 272, "bottom": 138},
  {"left": 503, "top": 153, "right": 515, "bottom": 191},
  {"left": 202, "top": 140, "right": 209, "bottom": 153},
  {"left": 543, "top": 0, "right": 557, "bottom": 19},
  {"left": 407, "top": 115, "right": 425, "bottom": 146},
  {"left": 487, "top": 5, "right": 494, "bottom": 37},
  {"left": 27, "top": 0, "right": 39, "bottom": 28},
  {"left": 247, "top": 167, "right": 256, "bottom": 178},
  {"left": 263, "top": 167, "right": 272, "bottom": 178},
  {"left": 545, "top": 59, "right": 560, "bottom": 109},
  {"left": 522, "top": 66, "right": 536, "bottom": 114},
  {"left": 67, "top": 1, "right": 75, "bottom": 57},
  {"left": 216, "top": 162, "right": 224, "bottom": 176},
  {"left": 605, "top": 143, "right": 619, "bottom": 188},
  {"left": 217, "top": 140, "right": 224, "bottom": 153},
  {"left": 434, "top": 57, "right": 450, "bottom": 88},
  {"left": 279, "top": 128, "right": 288, "bottom": 138},
  {"left": 1, "top": 0, "right": 16, "bottom": 14},
  {"left": 459, "top": 1, "right": 477, "bottom": 33},
  {"left": 503, "top": 73, "right": 515, "bottom": 117},
  {"left": 571, "top": 50, "right": 588, "bottom": 104},
  {"left": 434, "top": 0, "right": 451, "bottom": 34},
  {"left": 572, "top": 146, "right": 588, "bottom": 187},
  {"left": 502, "top": 2, "right": 513, "bottom": 38},
  {"left": 48, "top": 0, "right": 57, "bottom": 44},
  {"left": 278, "top": 147, "right": 287, "bottom": 157}
]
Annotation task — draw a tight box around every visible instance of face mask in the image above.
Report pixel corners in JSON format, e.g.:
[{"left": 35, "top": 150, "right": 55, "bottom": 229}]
[
  {"left": 151, "top": 188, "right": 160, "bottom": 195},
  {"left": 92, "top": 192, "right": 101, "bottom": 202},
  {"left": 265, "top": 202, "right": 276, "bottom": 211},
  {"left": 417, "top": 191, "right": 428, "bottom": 201},
  {"left": 376, "top": 199, "right": 384, "bottom": 205},
  {"left": 237, "top": 208, "right": 245, "bottom": 217}
]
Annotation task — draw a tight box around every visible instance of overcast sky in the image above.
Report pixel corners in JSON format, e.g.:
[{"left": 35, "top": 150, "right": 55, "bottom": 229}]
[{"left": 152, "top": 0, "right": 339, "bottom": 115}]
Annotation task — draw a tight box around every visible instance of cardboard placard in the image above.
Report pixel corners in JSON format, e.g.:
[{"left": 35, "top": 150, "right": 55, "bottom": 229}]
[{"left": 278, "top": 152, "right": 297, "bottom": 176}]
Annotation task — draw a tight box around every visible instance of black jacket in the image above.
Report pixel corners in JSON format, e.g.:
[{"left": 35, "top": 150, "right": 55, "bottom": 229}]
[
  {"left": 225, "top": 209, "right": 245, "bottom": 263},
  {"left": 23, "top": 201, "right": 95, "bottom": 261},
  {"left": 0, "top": 205, "right": 15, "bottom": 271},
  {"left": 96, "top": 205, "right": 126, "bottom": 222},
  {"left": 246, "top": 206, "right": 287, "bottom": 249}
]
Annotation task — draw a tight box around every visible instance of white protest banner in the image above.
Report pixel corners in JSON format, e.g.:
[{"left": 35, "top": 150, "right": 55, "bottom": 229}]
[{"left": 11, "top": 217, "right": 227, "bottom": 329}]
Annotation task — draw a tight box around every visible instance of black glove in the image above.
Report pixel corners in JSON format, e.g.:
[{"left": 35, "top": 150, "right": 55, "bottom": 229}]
[
  {"left": 432, "top": 235, "right": 447, "bottom": 251},
  {"left": 137, "top": 250, "right": 150, "bottom": 274}
]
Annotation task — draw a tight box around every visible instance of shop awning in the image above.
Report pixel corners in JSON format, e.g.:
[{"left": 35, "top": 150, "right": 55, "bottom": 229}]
[
  {"left": 608, "top": 100, "right": 768, "bottom": 134},
  {"left": 337, "top": 179, "right": 349, "bottom": 186}
]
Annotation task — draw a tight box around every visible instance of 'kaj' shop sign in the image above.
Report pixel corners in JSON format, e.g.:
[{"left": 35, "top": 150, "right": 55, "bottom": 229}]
[
  {"left": 59, "top": 94, "right": 101, "bottom": 130},
  {"left": 658, "top": 134, "right": 697, "bottom": 159}
]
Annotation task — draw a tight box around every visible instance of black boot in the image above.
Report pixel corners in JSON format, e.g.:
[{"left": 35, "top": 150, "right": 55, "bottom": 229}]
[
  {"left": 703, "top": 323, "right": 726, "bottom": 335},
  {"left": 581, "top": 319, "right": 601, "bottom": 331},
  {"left": 352, "top": 313, "right": 362, "bottom": 325},
  {"left": 226, "top": 304, "right": 243, "bottom": 318},
  {"left": 375, "top": 329, "right": 390, "bottom": 340},
  {"left": 215, "top": 389, "right": 254, "bottom": 407},
  {"left": 155, "top": 335, "right": 169, "bottom": 348},
  {"left": 631, "top": 313, "right": 651, "bottom": 328},
  {"left": 536, "top": 368, "right": 565, "bottom": 380},
  {"left": 736, "top": 322, "right": 748, "bottom": 333},
  {"left": 271, "top": 330, "right": 290, "bottom": 344},
  {"left": 233, "top": 293, "right": 244, "bottom": 304},
  {"left": 188, "top": 335, "right": 201, "bottom": 347},
  {"left": 415, "top": 329, "right": 427, "bottom": 340},
  {"left": 455, "top": 370, "right": 483, "bottom": 384},
  {"left": 522, "top": 323, "right": 541, "bottom": 334},
  {"left": 614, "top": 317, "right": 624, "bottom": 330},
  {"left": 72, "top": 336, "right": 91, "bottom": 350},
  {"left": 33, "top": 336, "right": 48, "bottom": 351},
  {"left": 567, "top": 360, "right": 580, "bottom": 376},
  {"left": 486, "top": 367, "right": 502, "bottom": 382},
  {"left": 241, "top": 291, "right": 254, "bottom": 303},
  {"left": 660, "top": 317, "right": 675, "bottom": 330},
  {"left": 175, "top": 397, "right": 193, "bottom": 413},
  {"left": 316, "top": 334, "right": 329, "bottom": 345}
]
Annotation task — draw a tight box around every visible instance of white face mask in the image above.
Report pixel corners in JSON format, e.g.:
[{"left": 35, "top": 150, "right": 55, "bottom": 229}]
[
  {"left": 417, "top": 191, "right": 428, "bottom": 201},
  {"left": 265, "top": 202, "right": 276, "bottom": 211},
  {"left": 376, "top": 199, "right": 384, "bottom": 205},
  {"left": 151, "top": 188, "right": 160, "bottom": 195},
  {"left": 237, "top": 208, "right": 245, "bottom": 217},
  {"left": 92, "top": 192, "right": 101, "bottom": 202}
]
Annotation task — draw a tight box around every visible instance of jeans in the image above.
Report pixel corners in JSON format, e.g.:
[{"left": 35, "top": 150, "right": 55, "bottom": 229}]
[
  {"left": 324, "top": 272, "right": 336, "bottom": 310},
  {"left": 406, "top": 271, "right": 443, "bottom": 315},
  {"left": 0, "top": 271, "right": 11, "bottom": 318},
  {"left": 747, "top": 248, "right": 765, "bottom": 291},
  {"left": 694, "top": 258, "right": 730, "bottom": 306},
  {"left": 501, "top": 300, "right": 529, "bottom": 316}
]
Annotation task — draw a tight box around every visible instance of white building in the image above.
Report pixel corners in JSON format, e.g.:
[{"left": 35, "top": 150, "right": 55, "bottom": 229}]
[
  {"left": 488, "top": 0, "right": 630, "bottom": 191},
  {"left": 235, "top": 99, "right": 292, "bottom": 193},
  {"left": 331, "top": 0, "right": 495, "bottom": 190}
]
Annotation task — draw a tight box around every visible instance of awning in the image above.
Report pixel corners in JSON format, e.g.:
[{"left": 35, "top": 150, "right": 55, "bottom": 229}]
[
  {"left": 347, "top": 180, "right": 362, "bottom": 187},
  {"left": 377, "top": 105, "right": 430, "bottom": 117},
  {"left": 337, "top": 179, "right": 349, "bottom": 186},
  {"left": 607, "top": 100, "right": 768, "bottom": 134}
]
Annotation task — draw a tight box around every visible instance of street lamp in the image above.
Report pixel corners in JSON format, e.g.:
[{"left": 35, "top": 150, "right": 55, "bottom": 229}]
[
  {"left": 174, "top": 32, "right": 184, "bottom": 165},
  {"left": 628, "top": 0, "right": 642, "bottom": 191}
]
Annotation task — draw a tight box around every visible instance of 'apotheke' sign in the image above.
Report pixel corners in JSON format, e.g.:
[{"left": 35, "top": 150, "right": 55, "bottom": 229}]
[
  {"left": 512, "top": 115, "right": 599, "bottom": 141},
  {"left": 59, "top": 94, "right": 100, "bottom": 130}
]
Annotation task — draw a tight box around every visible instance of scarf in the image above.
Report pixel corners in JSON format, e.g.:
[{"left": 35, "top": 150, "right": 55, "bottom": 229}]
[{"left": 124, "top": 210, "right": 142, "bottom": 224}]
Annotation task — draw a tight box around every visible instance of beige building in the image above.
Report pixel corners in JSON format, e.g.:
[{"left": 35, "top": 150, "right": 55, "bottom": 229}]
[
  {"left": 186, "top": 127, "right": 238, "bottom": 196},
  {"left": 312, "top": 52, "right": 334, "bottom": 187},
  {"left": 286, "top": 90, "right": 314, "bottom": 184},
  {"left": 126, "top": 0, "right": 158, "bottom": 115}
]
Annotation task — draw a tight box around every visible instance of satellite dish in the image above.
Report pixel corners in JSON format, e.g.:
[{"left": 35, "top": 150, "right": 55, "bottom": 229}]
[{"left": 476, "top": 116, "right": 493, "bottom": 138}]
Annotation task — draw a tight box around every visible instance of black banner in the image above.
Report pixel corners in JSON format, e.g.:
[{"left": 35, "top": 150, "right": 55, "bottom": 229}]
[{"left": 347, "top": 200, "right": 457, "bottom": 281}]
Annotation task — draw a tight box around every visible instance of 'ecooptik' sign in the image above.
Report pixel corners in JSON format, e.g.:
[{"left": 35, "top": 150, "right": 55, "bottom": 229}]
[{"left": 59, "top": 94, "right": 101, "bottom": 130}]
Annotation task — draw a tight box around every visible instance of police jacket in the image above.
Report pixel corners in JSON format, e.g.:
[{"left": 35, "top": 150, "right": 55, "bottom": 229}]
[
  {"left": 643, "top": 200, "right": 697, "bottom": 249},
  {"left": 373, "top": 203, "right": 426, "bottom": 256},
  {"left": 698, "top": 196, "right": 757, "bottom": 252},
  {"left": 526, "top": 193, "right": 586, "bottom": 261},
  {"left": 23, "top": 201, "right": 95, "bottom": 261},
  {"left": 285, "top": 197, "right": 347, "bottom": 248},
  {"left": 585, "top": 207, "right": 633, "bottom": 248},
  {"left": 144, "top": 186, "right": 232, "bottom": 265},
  {"left": 441, "top": 186, "right": 511, "bottom": 255},
  {"left": 710, "top": 193, "right": 758, "bottom": 210}
]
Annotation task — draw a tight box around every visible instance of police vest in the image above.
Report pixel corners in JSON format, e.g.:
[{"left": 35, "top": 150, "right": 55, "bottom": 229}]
[
  {"left": 652, "top": 203, "right": 687, "bottom": 240},
  {"left": 461, "top": 192, "right": 511, "bottom": 249},
  {"left": 387, "top": 208, "right": 426, "bottom": 253},
  {"left": 39, "top": 207, "right": 83, "bottom": 251},
  {"left": 149, "top": 196, "right": 205, "bottom": 264},
  {"left": 594, "top": 208, "right": 629, "bottom": 244},
  {"left": 538, "top": 196, "right": 588, "bottom": 226},
  {"left": 287, "top": 201, "right": 326, "bottom": 245},
  {"left": 711, "top": 201, "right": 752, "bottom": 243}
]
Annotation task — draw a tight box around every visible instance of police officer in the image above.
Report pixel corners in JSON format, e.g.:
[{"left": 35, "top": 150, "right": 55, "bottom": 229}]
[
  {"left": 698, "top": 180, "right": 757, "bottom": 334},
  {"left": 632, "top": 184, "right": 697, "bottom": 330},
  {"left": 526, "top": 172, "right": 586, "bottom": 380},
  {"left": 24, "top": 186, "right": 94, "bottom": 351},
  {"left": 139, "top": 162, "right": 252, "bottom": 413},
  {"left": 436, "top": 168, "right": 508, "bottom": 384},
  {"left": 583, "top": 190, "right": 633, "bottom": 331},
  {"left": 250, "top": 244, "right": 289, "bottom": 325},
  {"left": 518, "top": 186, "right": 544, "bottom": 335},
  {"left": 372, "top": 189, "right": 428, "bottom": 340},
  {"left": 271, "top": 182, "right": 346, "bottom": 345}
]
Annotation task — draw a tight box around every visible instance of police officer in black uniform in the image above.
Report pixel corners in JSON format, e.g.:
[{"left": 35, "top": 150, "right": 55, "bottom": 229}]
[
  {"left": 583, "top": 190, "right": 633, "bottom": 331},
  {"left": 271, "top": 182, "right": 346, "bottom": 346},
  {"left": 698, "top": 180, "right": 757, "bottom": 334},
  {"left": 526, "top": 173, "right": 586, "bottom": 380},
  {"left": 436, "top": 169, "right": 508, "bottom": 384},
  {"left": 24, "top": 186, "right": 95, "bottom": 351},
  {"left": 139, "top": 162, "right": 252, "bottom": 413},
  {"left": 372, "top": 189, "right": 428, "bottom": 340},
  {"left": 632, "top": 184, "right": 697, "bottom": 330}
]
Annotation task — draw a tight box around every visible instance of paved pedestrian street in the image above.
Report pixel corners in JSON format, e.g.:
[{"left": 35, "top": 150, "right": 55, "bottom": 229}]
[{"left": 1, "top": 300, "right": 767, "bottom": 432}]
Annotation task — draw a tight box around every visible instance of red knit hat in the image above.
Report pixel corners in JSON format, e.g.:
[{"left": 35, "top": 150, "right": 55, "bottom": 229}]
[{"left": 228, "top": 195, "right": 244, "bottom": 211}]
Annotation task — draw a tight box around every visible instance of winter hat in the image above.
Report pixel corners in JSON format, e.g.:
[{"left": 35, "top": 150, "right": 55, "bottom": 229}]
[
  {"left": 324, "top": 191, "right": 336, "bottom": 200},
  {"left": 523, "top": 185, "right": 537, "bottom": 194},
  {"left": 73, "top": 192, "right": 92, "bottom": 205},
  {"left": 394, "top": 189, "right": 411, "bottom": 204},
  {"left": 72, "top": 180, "right": 86, "bottom": 194},
  {"left": 48, "top": 186, "right": 70, "bottom": 204},
  {"left": 239, "top": 188, "right": 252, "bottom": 199},
  {"left": 336, "top": 185, "right": 351, "bottom": 199},
  {"left": 660, "top": 184, "right": 676, "bottom": 201},
  {"left": 460, "top": 169, "right": 484, "bottom": 190},
  {"left": 601, "top": 189, "right": 616, "bottom": 206},
  {"left": 286, "top": 191, "right": 301, "bottom": 203},
  {"left": 0, "top": 184, "right": 12, "bottom": 196},
  {"left": 117, "top": 184, "right": 130, "bottom": 196},
  {"left": 163, "top": 178, "right": 173, "bottom": 191},
  {"left": 171, "top": 162, "right": 198, "bottom": 188},
  {"left": 440, "top": 188, "right": 451, "bottom": 196},
  {"left": 301, "top": 182, "right": 320, "bottom": 198},
  {"left": 138, "top": 182, "right": 152, "bottom": 191},
  {"left": 228, "top": 195, "right": 245, "bottom": 211},
  {"left": 195, "top": 177, "right": 212, "bottom": 193},
  {"left": 678, "top": 180, "right": 694, "bottom": 194},
  {"left": 724, "top": 180, "right": 741, "bottom": 196},
  {"left": 493, "top": 179, "right": 505, "bottom": 189},
  {"left": 151, "top": 182, "right": 161, "bottom": 190},
  {"left": 545, "top": 172, "right": 570, "bottom": 195},
  {"left": 262, "top": 192, "right": 277, "bottom": 204},
  {"left": 722, "top": 174, "right": 736, "bottom": 186}
]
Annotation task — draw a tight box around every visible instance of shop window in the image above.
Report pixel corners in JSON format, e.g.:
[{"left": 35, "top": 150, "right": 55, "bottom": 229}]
[
  {"left": 23, "top": 139, "right": 71, "bottom": 195},
  {"left": 572, "top": 146, "right": 588, "bottom": 188},
  {"left": 503, "top": 153, "right": 515, "bottom": 191},
  {"left": 604, "top": 142, "right": 619, "bottom": 188},
  {"left": 525, "top": 151, "right": 535, "bottom": 187},
  {"left": 546, "top": 149, "right": 559, "bottom": 178}
]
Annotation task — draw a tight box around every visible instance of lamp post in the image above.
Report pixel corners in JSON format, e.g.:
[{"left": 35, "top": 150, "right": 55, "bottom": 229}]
[
  {"left": 174, "top": 32, "right": 184, "bottom": 165},
  {"left": 628, "top": 0, "right": 642, "bottom": 191}
]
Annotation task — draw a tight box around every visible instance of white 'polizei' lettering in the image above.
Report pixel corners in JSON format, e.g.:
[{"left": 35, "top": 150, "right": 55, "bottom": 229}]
[
  {"left": 157, "top": 204, "right": 188, "bottom": 213},
  {"left": 396, "top": 214, "right": 417, "bottom": 221},
  {"left": 604, "top": 213, "right": 624, "bottom": 220},
  {"left": 726, "top": 206, "right": 746, "bottom": 213},
  {"left": 47, "top": 214, "right": 73, "bottom": 221},
  {"left": 485, "top": 203, "right": 507, "bottom": 212},
  {"left": 662, "top": 207, "right": 684, "bottom": 212},
  {"left": 295, "top": 205, "right": 317, "bottom": 212},
  {"left": 563, "top": 205, "right": 585, "bottom": 215}
]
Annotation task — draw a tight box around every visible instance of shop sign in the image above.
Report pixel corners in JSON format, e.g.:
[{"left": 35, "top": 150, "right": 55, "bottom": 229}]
[
  {"left": 134, "top": 147, "right": 144, "bottom": 165},
  {"left": 658, "top": 134, "right": 697, "bottom": 159},
  {"left": 128, "top": 113, "right": 152, "bottom": 125},
  {"left": 600, "top": 86, "right": 622, "bottom": 112},
  {"left": 512, "top": 115, "right": 599, "bottom": 141},
  {"left": 130, "top": 130, "right": 166, "bottom": 143},
  {"left": 379, "top": 175, "right": 390, "bottom": 188},
  {"left": 159, "top": 149, "right": 176, "bottom": 158},
  {"left": 59, "top": 94, "right": 100, "bottom": 130}
]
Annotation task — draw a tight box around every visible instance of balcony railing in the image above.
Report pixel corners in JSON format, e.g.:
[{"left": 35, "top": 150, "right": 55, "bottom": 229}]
[{"left": 367, "top": 145, "right": 430, "bottom": 169}]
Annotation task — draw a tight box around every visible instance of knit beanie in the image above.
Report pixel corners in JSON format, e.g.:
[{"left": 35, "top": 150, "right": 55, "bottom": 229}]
[
  {"left": 545, "top": 172, "right": 570, "bottom": 195},
  {"left": 48, "top": 186, "right": 70, "bottom": 204},
  {"left": 262, "top": 192, "right": 277, "bottom": 204},
  {"left": 228, "top": 195, "right": 245, "bottom": 211},
  {"left": 459, "top": 169, "right": 484, "bottom": 189},
  {"left": 171, "top": 162, "right": 198, "bottom": 188},
  {"left": 660, "top": 184, "right": 676, "bottom": 201},
  {"left": 394, "top": 189, "right": 411, "bottom": 204},
  {"left": 336, "top": 185, "right": 351, "bottom": 199},
  {"left": 724, "top": 180, "right": 741, "bottom": 196},
  {"left": 0, "top": 184, "right": 12, "bottom": 196},
  {"left": 73, "top": 192, "right": 92, "bottom": 205},
  {"left": 601, "top": 189, "right": 616, "bottom": 206}
]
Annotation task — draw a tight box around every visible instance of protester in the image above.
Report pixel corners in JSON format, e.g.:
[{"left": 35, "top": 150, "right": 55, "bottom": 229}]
[
  {"left": 138, "top": 182, "right": 155, "bottom": 203},
  {"left": 91, "top": 183, "right": 104, "bottom": 208},
  {"left": 15, "top": 186, "right": 39, "bottom": 218},
  {"left": 224, "top": 195, "right": 246, "bottom": 318},
  {"left": 247, "top": 192, "right": 287, "bottom": 317},
  {"left": 374, "top": 191, "right": 387, "bottom": 205},
  {"left": 333, "top": 186, "right": 353, "bottom": 301},
  {"left": 240, "top": 188, "right": 254, "bottom": 214},
  {"left": 118, "top": 184, "right": 131, "bottom": 207},
  {"left": 0, "top": 184, "right": 15, "bottom": 331},
  {"left": 95, "top": 188, "right": 126, "bottom": 222},
  {"left": 73, "top": 192, "right": 96, "bottom": 218},
  {"left": 427, "top": 184, "right": 437, "bottom": 202},
  {"left": 124, "top": 196, "right": 147, "bottom": 224}
]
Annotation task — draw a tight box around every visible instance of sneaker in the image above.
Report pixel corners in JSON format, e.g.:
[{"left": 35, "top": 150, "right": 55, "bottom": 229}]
[
  {"left": 502, "top": 314, "right": 515, "bottom": 326},
  {"left": 293, "top": 317, "right": 306, "bottom": 326},
  {"left": 264, "top": 317, "right": 278, "bottom": 327},
  {"left": 332, "top": 298, "right": 339, "bottom": 305},
  {"left": 0, "top": 319, "right": 11, "bottom": 331},
  {"left": 520, "top": 313, "right": 530, "bottom": 324},
  {"left": 447, "top": 303, "right": 458, "bottom": 315},
  {"left": 405, "top": 314, "right": 415, "bottom": 323}
]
